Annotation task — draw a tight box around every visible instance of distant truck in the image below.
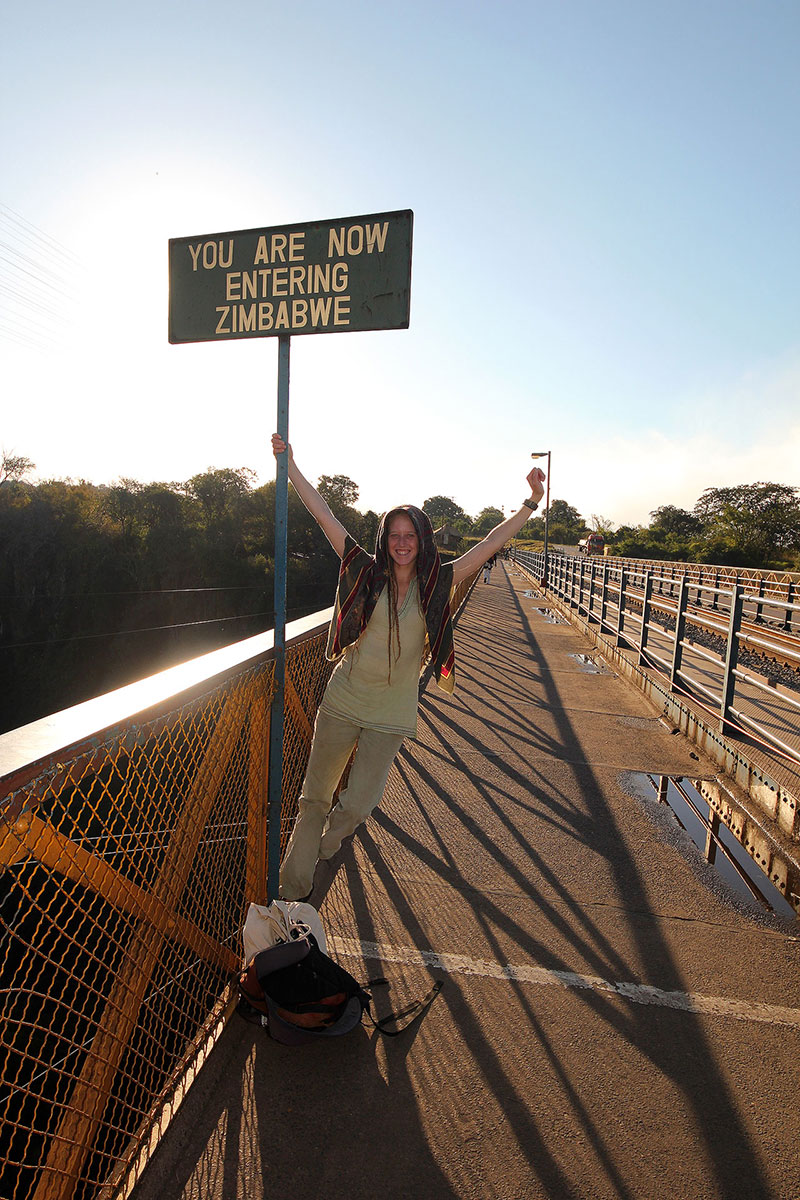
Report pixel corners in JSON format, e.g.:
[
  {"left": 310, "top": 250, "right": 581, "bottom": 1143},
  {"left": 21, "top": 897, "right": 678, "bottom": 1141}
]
[{"left": 578, "top": 533, "right": 605, "bottom": 556}]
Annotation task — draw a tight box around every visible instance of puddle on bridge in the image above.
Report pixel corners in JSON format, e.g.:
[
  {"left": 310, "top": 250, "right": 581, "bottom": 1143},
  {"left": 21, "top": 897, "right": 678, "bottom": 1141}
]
[
  {"left": 626, "top": 773, "right": 798, "bottom": 921},
  {"left": 530, "top": 607, "right": 567, "bottom": 625},
  {"left": 568, "top": 652, "right": 609, "bottom": 673}
]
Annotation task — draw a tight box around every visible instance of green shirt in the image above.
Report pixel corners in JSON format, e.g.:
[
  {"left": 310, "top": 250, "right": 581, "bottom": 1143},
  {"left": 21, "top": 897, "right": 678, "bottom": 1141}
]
[{"left": 321, "top": 578, "right": 426, "bottom": 737}]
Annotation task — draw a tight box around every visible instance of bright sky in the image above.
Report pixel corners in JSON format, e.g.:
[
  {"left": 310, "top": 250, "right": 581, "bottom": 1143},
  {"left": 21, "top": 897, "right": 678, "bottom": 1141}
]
[{"left": 2, "top": 0, "right": 798, "bottom": 527}]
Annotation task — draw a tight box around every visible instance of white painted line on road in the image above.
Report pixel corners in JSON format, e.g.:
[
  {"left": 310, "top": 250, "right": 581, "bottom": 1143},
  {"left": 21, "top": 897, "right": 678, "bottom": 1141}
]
[{"left": 329, "top": 936, "right": 800, "bottom": 1031}]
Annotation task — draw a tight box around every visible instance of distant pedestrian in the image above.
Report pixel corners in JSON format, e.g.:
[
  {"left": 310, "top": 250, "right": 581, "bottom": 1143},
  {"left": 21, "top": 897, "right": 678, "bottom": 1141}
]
[
  {"left": 483, "top": 553, "right": 497, "bottom": 583},
  {"left": 271, "top": 433, "right": 544, "bottom": 901}
]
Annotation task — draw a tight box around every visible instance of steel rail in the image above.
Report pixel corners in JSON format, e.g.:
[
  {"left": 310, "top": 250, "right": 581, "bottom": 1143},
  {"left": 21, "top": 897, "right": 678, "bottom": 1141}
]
[
  {"left": 613, "top": 581, "right": 800, "bottom": 673},
  {"left": 513, "top": 548, "right": 800, "bottom": 773},
  {"left": 679, "top": 641, "right": 722, "bottom": 669},
  {"left": 675, "top": 669, "right": 720, "bottom": 706},
  {"left": 728, "top": 709, "right": 800, "bottom": 764},
  {"left": 732, "top": 669, "right": 800, "bottom": 714}
]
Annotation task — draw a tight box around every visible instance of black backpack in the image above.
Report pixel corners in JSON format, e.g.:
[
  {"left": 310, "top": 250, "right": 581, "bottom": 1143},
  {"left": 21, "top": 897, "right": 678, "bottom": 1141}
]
[{"left": 237, "top": 934, "right": 441, "bottom": 1045}]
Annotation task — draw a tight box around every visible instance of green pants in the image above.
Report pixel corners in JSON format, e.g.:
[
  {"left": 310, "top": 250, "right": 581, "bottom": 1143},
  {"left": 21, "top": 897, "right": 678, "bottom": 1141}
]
[{"left": 279, "top": 710, "right": 405, "bottom": 901}]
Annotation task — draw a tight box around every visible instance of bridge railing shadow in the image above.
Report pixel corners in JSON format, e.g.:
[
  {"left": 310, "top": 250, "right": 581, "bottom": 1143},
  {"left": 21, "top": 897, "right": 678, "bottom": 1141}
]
[{"left": 316, "top": 563, "right": 776, "bottom": 1198}]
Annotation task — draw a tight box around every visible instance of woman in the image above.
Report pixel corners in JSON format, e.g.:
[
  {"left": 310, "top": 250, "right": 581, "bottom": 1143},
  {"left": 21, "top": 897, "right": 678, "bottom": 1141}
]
[{"left": 272, "top": 433, "right": 545, "bottom": 900}]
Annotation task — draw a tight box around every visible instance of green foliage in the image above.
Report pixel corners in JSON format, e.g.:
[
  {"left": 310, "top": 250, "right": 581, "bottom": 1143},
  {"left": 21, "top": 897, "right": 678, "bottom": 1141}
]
[
  {"left": 0, "top": 465, "right": 336, "bottom": 733},
  {"left": 607, "top": 482, "right": 800, "bottom": 566},
  {"left": 589, "top": 514, "right": 616, "bottom": 541},
  {"left": 612, "top": 525, "right": 669, "bottom": 559},
  {"left": 1, "top": 451, "right": 36, "bottom": 485},
  {"left": 5, "top": 454, "right": 797, "bottom": 735},
  {"left": 315, "top": 472, "right": 378, "bottom": 550},
  {"left": 422, "top": 494, "right": 471, "bottom": 532},
  {"left": 318, "top": 473, "right": 359, "bottom": 510},
  {"left": 693, "top": 482, "right": 800, "bottom": 563},
  {"left": 0, "top": 452, "right": 394, "bottom": 735},
  {"left": 649, "top": 504, "right": 703, "bottom": 539},
  {"left": 473, "top": 506, "right": 505, "bottom": 536},
  {"left": 545, "top": 497, "right": 587, "bottom": 545}
]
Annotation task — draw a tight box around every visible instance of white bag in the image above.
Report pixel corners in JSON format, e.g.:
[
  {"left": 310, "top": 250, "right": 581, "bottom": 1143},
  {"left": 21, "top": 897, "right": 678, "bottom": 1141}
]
[{"left": 242, "top": 900, "right": 327, "bottom": 965}]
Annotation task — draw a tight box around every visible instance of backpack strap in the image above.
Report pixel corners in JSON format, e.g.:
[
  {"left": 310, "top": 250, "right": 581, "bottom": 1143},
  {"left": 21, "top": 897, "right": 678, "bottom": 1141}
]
[
  {"left": 289, "top": 994, "right": 348, "bottom": 1015},
  {"left": 363, "top": 979, "right": 443, "bottom": 1037}
]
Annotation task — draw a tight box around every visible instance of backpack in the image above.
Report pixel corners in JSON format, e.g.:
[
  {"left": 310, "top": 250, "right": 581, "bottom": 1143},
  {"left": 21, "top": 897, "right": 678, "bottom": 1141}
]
[
  {"left": 238, "top": 933, "right": 369, "bottom": 1044},
  {"left": 237, "top": 932, "right": 442, "bottom": 1045}
]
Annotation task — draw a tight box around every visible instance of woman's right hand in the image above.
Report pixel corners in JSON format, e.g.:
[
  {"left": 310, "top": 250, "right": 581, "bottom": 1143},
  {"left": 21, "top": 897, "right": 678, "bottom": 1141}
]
[
  {"left": 271, "top": 433, "right": 293, "bottom": 460},
  {"left": 270, "top": 433, "right": 347, "bottom": 558}
]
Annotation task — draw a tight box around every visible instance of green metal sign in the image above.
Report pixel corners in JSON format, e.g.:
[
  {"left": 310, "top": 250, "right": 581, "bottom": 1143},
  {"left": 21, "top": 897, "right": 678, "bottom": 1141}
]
[{"left": 168, "top": 208, "right": 413, "bottom": 344}]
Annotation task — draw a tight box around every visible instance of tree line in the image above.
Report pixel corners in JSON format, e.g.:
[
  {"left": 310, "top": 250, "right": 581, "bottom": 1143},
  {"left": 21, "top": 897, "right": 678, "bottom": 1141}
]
[
  {"left": 416, "top": 484, "right": 800, "bottom": 569},
  {"left": 540, "top": 485, "right": 800, "bottom": 568},
  {"left": 2, "top": 452, "right": 798, "bottom": 734},
  {"left": 0, "top": 457, "right": 369, "bottom": 732},
  {"left": 0, "top": 456, "right": 501, "bottom": 733}
]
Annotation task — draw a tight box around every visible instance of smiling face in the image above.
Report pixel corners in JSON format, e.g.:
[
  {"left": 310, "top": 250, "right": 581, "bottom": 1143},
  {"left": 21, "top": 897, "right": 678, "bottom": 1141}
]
[{"left": 386, "top": 513, "right": 419, "bottom": 569}]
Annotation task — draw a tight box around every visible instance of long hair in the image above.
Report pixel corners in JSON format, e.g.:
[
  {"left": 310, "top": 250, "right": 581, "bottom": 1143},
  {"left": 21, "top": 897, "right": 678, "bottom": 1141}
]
[
  {"left": 374, "top": 505, "right": 432, "bottom": 683},
  {"left": 326, "top": 512, "right": 454, "bottom": 692}
]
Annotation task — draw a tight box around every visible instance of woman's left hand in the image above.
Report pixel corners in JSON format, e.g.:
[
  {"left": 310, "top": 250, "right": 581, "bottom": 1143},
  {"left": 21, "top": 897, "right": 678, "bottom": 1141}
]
[{"left": 526, "top": 466, "right": 546, "bottom": 505}]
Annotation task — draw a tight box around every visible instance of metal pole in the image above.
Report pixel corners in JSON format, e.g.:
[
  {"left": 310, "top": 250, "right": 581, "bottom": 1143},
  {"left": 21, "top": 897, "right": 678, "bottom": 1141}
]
[
  {"left": 638, "top": 571, "right": 653, "bottom": 666},
  {"left": 599, "top": 560, "right": 609, "bottom": 633},
  {"left": 266, "top": 334, "right": 290, "bottom": 902},
  {"left": 783, "top": 580, "right": 795, "bottom": 633},
  {"left": 754, "top": 575, "right": 765, "bottom": 623},
  {"left": 670, "top": 576, "right": 688, "bottom": 691},
  {"left": 720, "top": 583, "right": 743, "bottom": 735},
  {"left": 616, "top": 565, "right": 628, "bottom": 648},
  {"left": 543, "top": 451, "right": 551, "bottom": 588}
]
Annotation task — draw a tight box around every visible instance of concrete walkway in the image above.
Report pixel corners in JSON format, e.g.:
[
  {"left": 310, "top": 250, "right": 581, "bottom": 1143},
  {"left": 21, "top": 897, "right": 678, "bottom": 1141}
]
[{"left": 132, "top": 561, "right": 800, "bottom": 1200}]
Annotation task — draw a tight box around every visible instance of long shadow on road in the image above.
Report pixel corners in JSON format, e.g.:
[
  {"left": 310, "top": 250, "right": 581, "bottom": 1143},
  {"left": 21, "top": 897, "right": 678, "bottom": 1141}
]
[{"left": 353, "top": 568, "right": 774, "bottom": 1199}]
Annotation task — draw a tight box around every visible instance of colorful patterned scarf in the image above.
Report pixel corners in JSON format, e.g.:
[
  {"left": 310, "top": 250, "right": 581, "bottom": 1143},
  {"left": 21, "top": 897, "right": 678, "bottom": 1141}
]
[{"left": 325, "top": 506, "right": 455, "bottom": 693}]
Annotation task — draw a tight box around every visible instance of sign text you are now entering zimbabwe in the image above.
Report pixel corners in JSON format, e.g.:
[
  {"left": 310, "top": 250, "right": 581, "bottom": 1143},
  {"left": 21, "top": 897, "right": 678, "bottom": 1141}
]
[{"left": 168, "top": 209, "right": 413, "bottom": 344}]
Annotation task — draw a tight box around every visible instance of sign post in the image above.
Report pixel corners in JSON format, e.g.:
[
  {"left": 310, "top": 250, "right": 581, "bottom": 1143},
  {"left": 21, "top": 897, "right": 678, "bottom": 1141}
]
[
  {"left": 268, "top": 333, "right": 290, "bottom": 899},
  {"left": 169, "top": 209, "right": 413, "bottom": 901}
]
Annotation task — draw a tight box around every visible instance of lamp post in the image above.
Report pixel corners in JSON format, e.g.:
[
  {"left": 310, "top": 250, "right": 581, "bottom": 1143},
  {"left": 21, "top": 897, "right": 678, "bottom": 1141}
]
[{"left": 531, "top": 451, "right": 551, "bottom": 588}]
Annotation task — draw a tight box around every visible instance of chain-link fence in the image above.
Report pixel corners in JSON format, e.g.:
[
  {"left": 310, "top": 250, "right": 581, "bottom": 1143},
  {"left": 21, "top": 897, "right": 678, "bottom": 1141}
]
[
  {"left": 0, "top": 621, "right": 332, "bottom": 1200},
  {"left": 1, "top": 571, "right": 477, "bottom": 1200}
]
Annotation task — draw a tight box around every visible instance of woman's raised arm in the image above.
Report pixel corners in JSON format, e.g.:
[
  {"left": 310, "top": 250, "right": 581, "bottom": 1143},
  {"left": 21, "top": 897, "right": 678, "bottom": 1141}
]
[
  {"left": 272, "top": 434, "right": 348, "bottom": 559},
  {"left": 450, "top": 464, "right": 546, "bottom": 586}
]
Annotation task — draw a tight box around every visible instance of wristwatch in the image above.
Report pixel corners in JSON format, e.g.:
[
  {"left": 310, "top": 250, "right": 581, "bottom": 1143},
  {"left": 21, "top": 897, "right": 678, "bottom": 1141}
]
[{"left": 522, "top": 498, "right": 538, "bottom": 511}]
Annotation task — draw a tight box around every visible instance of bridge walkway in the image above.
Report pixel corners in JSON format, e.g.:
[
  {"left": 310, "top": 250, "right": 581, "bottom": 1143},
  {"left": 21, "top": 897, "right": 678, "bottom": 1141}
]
[{"left": 132, "top": 559, "right": 800, "bottom": 1200}]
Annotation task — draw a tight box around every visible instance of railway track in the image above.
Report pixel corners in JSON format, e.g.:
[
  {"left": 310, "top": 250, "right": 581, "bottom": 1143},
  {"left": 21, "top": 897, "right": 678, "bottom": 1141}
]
[
  {"left": 557, "top": 558, "right": 800, "bottom": 683},
  {"left": 627, "top": 584, "right": 800, "bottom": 682}
]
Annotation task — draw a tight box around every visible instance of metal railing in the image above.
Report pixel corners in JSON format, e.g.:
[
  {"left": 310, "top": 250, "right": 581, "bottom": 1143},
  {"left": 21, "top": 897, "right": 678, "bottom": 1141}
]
[
  {"left": 0, "top": 571, "right": 476, "bottom": 1200},
  {"left": 549, "top": 549, "right": 800, "bottom": 622},
  {"left": 514, "top": 549, "right": 800, "bottom": 781}
]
